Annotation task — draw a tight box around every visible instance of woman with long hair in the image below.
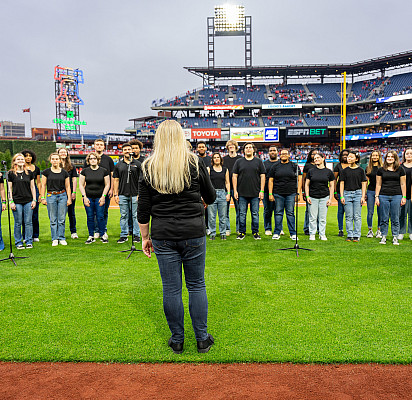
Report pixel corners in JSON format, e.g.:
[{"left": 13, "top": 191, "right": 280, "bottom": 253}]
[
  {"left": 8, "top": 153, "right": 37, "bottom": 249},
  {"left": 399, "top": 147, "right": 412, "bottom": 240},
  {"left": 375, "top": 151, "right": 407, "bottom": 245},
  {"left": 304, "top": 153, "right": 335, "bottom": 241},
  {"left": 334, "top": 149, "right": 349, "bottom": 236},
  {"left": 79, "top": 152, "right": 110, "bottom": 244},
  {"left": 137, "top": 120, "right": 216, "bottom": 355},
  {"left": 40, "top": 153, "right": 72, "bottom": 246},
  {"left": 21, "top": 149, "right": 41, "bottom": 242},
  {"left": 57, "top": 148, "right": 79, "bottom": 239},
  {"left": 302, "top": 148, "right": 318, "bottom": 235},
  {"left": 207, "top": 152, "right": 230, "bottom": 240},
  {"left": 340, "top": 150, "right": 367, "bottom": 242},
  {"left": 365, "top": 150, "right": 383, "bottom": 238}
]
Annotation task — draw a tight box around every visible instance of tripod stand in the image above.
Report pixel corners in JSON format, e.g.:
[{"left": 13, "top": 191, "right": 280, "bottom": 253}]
[
  {"left": 0, "top": 161, "right": 29, "bottom": 266},
  {"left": 278, "top": 163, "right": 314, "bottom": 257}
]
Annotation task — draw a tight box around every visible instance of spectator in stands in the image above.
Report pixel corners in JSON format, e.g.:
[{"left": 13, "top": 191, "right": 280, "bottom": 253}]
[
  {"left": 365, "top": 151, "right": 383, "bottom": 239},
  {"left": 41, "top": 153, "right": 72, "bottom": 246},
  {"left": 8, "top": 153, "right": 37, "bottom": 249},
  {"left": 302, "top": 149, "right": 318, "bottom": 235},
  {"left": 79, "top": 152, "right": 110, "bottom": 244},
  {"left": 334, "top": 150, "right": 349, "bottom": 236},
  {"left": 57, "top": 148, "right": 78, "bottom": 239},
  {"left": 305, "top": 153, "right": 335, "bottom": 241},
  {"left": 375, "top": 151, "right": 406, "bottom": 245},
  {"left": 398, "top": 147, "right": 412, "bottom": 240},
  {"left": 233, "top": 142, "right": 265, "bottom": 240},
  {"left": 268, "top": 149, "right": 301, "bottom": 240},
  {"left": 263, "top": 145, "right": 280, "bottom": 236},
  {"left": 22, "top": 149, "right": 41, "bottom": 242},
  {"left": 340, "top": 151, "right": 367, "bottom": 242},
  {"left": 223, "top": 140, "right": 242, "bottom": 236},
  {"left": 207, "top": 153, "right": 230, "bottom": 240}
]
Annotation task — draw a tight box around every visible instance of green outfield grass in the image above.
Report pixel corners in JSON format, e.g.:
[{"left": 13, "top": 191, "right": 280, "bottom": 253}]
[{"left": 0, "top": 200, "right": 411, "bottom": 363}]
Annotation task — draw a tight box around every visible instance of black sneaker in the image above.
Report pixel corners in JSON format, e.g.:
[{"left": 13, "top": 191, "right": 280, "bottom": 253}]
[
  {"left": 26, "top": 244, "right": 33, "bottom": 249},
  {"left": 253, "top": 233, "right": 261, "bottom": 240},
  {"left": 346, "top": 237, "right": 353, "bottom": 242},
  {"left": 101, "top": 238, "right": 108, "bottom": 244},
  {"left": 85, "top": 236, "right": 95, "bottom": 244},
  {"left": 236, "top": 233, "right": 245, "bottom": 240},
  {"left": 338, "top": 230, "right": 344, "bottom": 237},
  {"left": 304, "top": 230, "right": 310, "bottom": 236},
  {"left": 168, "top": 337, "right": 184, "bottom": 354},
  {"left": 117, "top": 237, "right": 128, "bottom": 244},
  {"left": 133, "top": 235, "right": 140, "bottom": 243},
  {"left": 220, "top": 234, "right": 226, "bottom": 240},
  {"left": 209, "top": 235, "right": 216, "bottom": 240},
  {"left": 353, "top": 237, "right": 360, "bottom": 242},
  {"left": 197, "top": 334, "right": 214, "bottom": 353}
]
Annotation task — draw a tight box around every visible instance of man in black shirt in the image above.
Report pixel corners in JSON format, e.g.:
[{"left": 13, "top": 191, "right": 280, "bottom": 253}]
[
  {"left": 223, "top": 139, "right": 242, "bottom": 235},
  {"left": 233, "top": 142, "right": 265, "bottom": 240},
  {"left": 263, "top": 145, "right": 279, "bottom": 235},
  {"left": 113, "top": 143, "right": 141, "bottom": 244},
  {"left": 129, "top": 138, "right": 146, "bottom": 163},
  {"left": 197, "top": 141, "right": 211, "bottom": 233}
]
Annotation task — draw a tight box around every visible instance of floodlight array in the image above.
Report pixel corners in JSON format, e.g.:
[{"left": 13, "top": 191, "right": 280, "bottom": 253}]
[{"left": 214, "top": 4, "right": 245, "bottom": 32}]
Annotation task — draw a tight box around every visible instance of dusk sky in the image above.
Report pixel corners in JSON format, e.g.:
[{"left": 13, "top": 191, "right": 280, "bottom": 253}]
[{"left": 1, "top": 0, "right": 412, "bottom": 135}]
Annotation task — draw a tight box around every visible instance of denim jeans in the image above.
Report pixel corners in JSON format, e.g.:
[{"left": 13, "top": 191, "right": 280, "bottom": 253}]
[
  {"left": 308, "top": 196, "right": 329, "bottom": 237},
  {"left": 343, "top": 189, "right": 362, "bottom": 238},
  {"left": 22, "top": 186, "right": 39, "bottom": 239},
  {"left": 47, "top": 193, "right": 67, "bottom": 241},
  {"left": 13, "top": 202, "right": 33, "bottom": 246},
  {"left": 226, "top": 189, "right": 239, "bottom": 233},
  {"left": 274, "top": 193, "right": 296, "bottom": 236},
  {"left": 379, "top": 194, "right": 402, "bottom": 237},
  {"left": 366, "top": 190, "right": 381, "bottom": 229},
  {"left": 85, "top": 197, "right": 106, "bottom": 237},
  {"left": 119, "top": 195, "right": 140, "bottom": 237},
  {"left": 152, "top": 236, "right": 208, "bottom": 343},
  {"left": 67, "top": 199, "right": 77, "bottom": 234},
  {"left": 94, "top": 196, "right": 111, "bottom": 234},
  {"left": 238, "top": 196, "right": 260, "bottom": 234},
  {"left": 399, "top": 199, "right": 412, "bottom": 234},
  {"left": 208, "top": 189, "right": 227, "bottom": 236},
  {"left": 303, "top": 200, "right": 310, "bottom": 231},
  {"left": 263, "top": 192, "right": 276, "bottom": 232},
  {"left": 337, "top": 199, "right": 345, "bottom": 231},
  {"left": 0, "top": 207, "right": 4, "bottom": 250}
]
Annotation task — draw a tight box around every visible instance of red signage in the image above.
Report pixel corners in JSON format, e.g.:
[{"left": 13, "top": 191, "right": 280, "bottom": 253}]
[
  {"left": 203, "top": 105, "right": 244, "bottom": 110},
  {"left": 191, "top": 128, "right": 221, "bottom": 139}
]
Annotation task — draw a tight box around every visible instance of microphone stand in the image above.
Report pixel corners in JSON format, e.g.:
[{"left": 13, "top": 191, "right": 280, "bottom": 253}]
[
  {"left": 119, "top": 153, "right": 143, "bottom": 259},
  {"left": 278, "top": 163, "right": 314, "bottom": 257},
  {"left": 0, "top": 161, "right": 29, "bottom": 265}
]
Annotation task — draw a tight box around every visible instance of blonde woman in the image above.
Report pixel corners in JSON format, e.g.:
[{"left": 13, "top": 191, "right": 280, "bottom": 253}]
[
  {"left": 41, "top": 153, "right": 72, "bottom": 246},
  {"left": 137, "top": 120, "right": 216, "bottom": 355}
]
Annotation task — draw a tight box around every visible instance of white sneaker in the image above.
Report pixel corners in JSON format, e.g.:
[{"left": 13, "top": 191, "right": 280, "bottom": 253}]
[
  {"left": 290, "top": 235, "right": 298, "bottom": 240},
  {"left": 280, "top": 230, "right": 285, "bottom": 235},
  {"left": 397, "top": 234, "right": 404, "bottom": 240},
  {"left": 71, "top": 233, "right": 79, "bottom": 239},
  {"left": 375, "top": 230, "right": 382, "bottom": 239},
  {"left": 33, "top": 238, "right": 40, "bottom": 242},
  {"left": 94, "top": 232, "right": 100, "bottom": 239},
  {"left": 102, "top": 232, "right": 108, "bottom": 240},
  {"left": 272, "top": 233, "right": 280, "bottom": 240},
  {"left": 320, "top": 235, "right": 328, "bottom": 241},
  {"left": 59, "top": 240, "right": 68, "bottom": 246},
  {"left": 379, "top": 236, "right": 386, "bottom": 245},
  {"left": 393, "top": 237, "right": 399, "bottom": 246},
  {"left": 309, "top": 235, "right": 315, "bottom": 241},
  {"left": 366, "top": 229, "right": 374, "bottom": 238},
  {"left": 206, "top": 229, "right": 210, "bottom": 235},
  {"left": 265, "top": 230, "right": 272, "bottom": 236},
  {"left": 226, "top": 230, "right": 231, "bottom": 236},
  {"left": 52, "top": 240, "right": 59, "bottom": 247},
  {"left": 410, "top": 234, "right": 412, "bottom": 240}
]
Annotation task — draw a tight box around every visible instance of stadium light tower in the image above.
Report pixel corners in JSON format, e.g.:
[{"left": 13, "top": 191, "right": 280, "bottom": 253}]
[{"left": 207, "top": 4, "right": 252, "bottom": 87}]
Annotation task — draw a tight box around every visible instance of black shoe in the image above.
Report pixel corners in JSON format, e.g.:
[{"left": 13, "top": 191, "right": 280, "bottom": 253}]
[
  {"left": 220, "top": 234, "right": 226, "bottom": 240},
  {"left": 101, "top": 238, "right": 108, "bottom": 244},
  {"left": 304, "top": 230, "right": 310, "bottom": 236},
  {"left": 236, "top": 233, "right": 245, "bottom": 240},
  {"left": 197, "top": 334, "right": 214, "bottom": 353},
  {"left": 168, "top": 337, "right": 184, "bottom": 354},
  {"left": 209, "top": 235, "right": 216, "bottom": 240},
  {"left": 338, "top": 230, "right": 344, "bottom": 237},
  {"left": 346, "top": 237, "right": 353, "bottom": 242},
  {"left": 133, "top": 235, "right": 140, "bottom": 243},
  {"left": 253, "top": 232, "right": 261, "bottom": 240},
  {"left": 117, "top": 237, "right": 128, "bottom": 244}
]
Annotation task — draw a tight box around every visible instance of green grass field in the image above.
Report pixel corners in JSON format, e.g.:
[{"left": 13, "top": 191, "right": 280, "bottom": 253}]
[{"left": 0, "top": 200, "right": 411, "bottom": 363}]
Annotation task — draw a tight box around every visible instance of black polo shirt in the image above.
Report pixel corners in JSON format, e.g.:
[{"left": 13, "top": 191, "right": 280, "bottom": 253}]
[{"left": 113, "top": 159, "right": 141, "bottom": 196}]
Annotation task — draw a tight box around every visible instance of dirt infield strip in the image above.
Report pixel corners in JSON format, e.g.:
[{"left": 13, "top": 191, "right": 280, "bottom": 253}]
[{"left": 0, "top": 363, "right": 411, "bottom": 399}]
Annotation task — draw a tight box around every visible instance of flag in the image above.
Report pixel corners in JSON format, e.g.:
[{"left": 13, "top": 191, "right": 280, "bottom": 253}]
[{"left": 22, "top": 108, "right": 30, "bottom": 113}]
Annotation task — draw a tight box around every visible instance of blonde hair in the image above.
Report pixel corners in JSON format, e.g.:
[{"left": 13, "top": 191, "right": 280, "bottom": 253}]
[
  {"left": 366, "top": 150, "right": 383, "bottom": 174},
  {"left": 142, "top": 120, "right": 199, "bottom": 194},
  {"left": 225, "top": 139, "right": 239, "bottom": 151},
  {"left": 11, "top": 153, "right": 29, "bottom": 174}
]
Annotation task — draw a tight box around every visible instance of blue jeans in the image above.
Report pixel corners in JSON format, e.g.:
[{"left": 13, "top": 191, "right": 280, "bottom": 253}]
[
  {"left": 366, "top": 190, "right": 381, "bottom": 229},
  {"left": 379, "top": 194, "right": 402, "bottom": 237},
  {"left": 337, "top": 199, "right": 345, "bottom": 231},
  {"left": 208, "top": 189, "right": 227, "bottom": 236},
  {"left": 238, "top": 196, "right": 260, "bottom": 234},
  {"left": 67, "top": 199, "right": 77, "bottom": 234},
  {"left": 226, "top": 189, "right": 239, "bottom": 233},
  {"left": 263, "top": 192, "right": 276, "bottom": 232},
  {"left": 304, "top": 200, "right": 310, "bottom": 231},
  {"left": 308, "top": 196, "right": 329, "bottom": 237},
  {"left": 399, "top": 199, "right": 412, "bottom": 235},
  {"left": 152, "top": 236, "right": 208, "bottom": 343},
  {"left": 274, "top": 193, "right": 296, "bottom": 236},
  {"left": 22, "top": 186, "right": 39, "bottom": 239},
  {"left": 47, "top": 193, "right": 67, "bottom": 241},
  {"left": 94, "top": 196, "right": 111, "bottom": 233},
  {"left": 13, "top": 202, "right": 33, "bottom": 246},
  {"left": 119, "top": 195, "right": 140, "bottom": 237},
  {"left": 0, "top": 207, "right": 4, "bottom": 250},
  {"left": 343, "top": 189, "right": 362, "bottom": 238},
  {"left": 85, "top": 197, "right": 106, "bottom": 237}
]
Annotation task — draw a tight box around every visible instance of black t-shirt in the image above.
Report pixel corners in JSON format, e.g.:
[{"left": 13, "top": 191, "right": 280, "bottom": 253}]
[
  {"left": 113, "top": 159, "right": 141, "bottom": 197},
  {"left": 0, "top": 172, "right": 3, "bottom": 184},
  {"left": 334, "top": 163, "right": 348, "bottom": 185},
  {"left": 28, "top": 165, "right": 41, "bottom": 187},
  {"left": 223, "top": 154, "right": 242, "bottom": 190},
  {"left": 209, "top": 166, "right": 227, "bottom": 190},
  {"left": 303, "top": 162, "right": 316, "bottom": 175},
  {"left": 402, "top": 164, "right": 412, "bottom": 199},
  {"left": 83, "top": 153, "right": 114, "bottom": 187},
  {"left": 233, "top": 157, "right": 265, "bottom": 198},
  {"left": 306, "top": 167, "right": 335, "bottom": 199},
  {"left": 263, "top": 159, "right": 279, "bottom": 192},
  {"left": 42, "top": 168, "right": 70, "bottom": 192},
  {"left": 64, "top": 166, "right": 78, "bottom": 192},
  {"left": 268, "top": 161, "right": 301, "bottom": 196},
  {"left": 81, "top": 167, "right": 110, "bottom": 198},
  {"left": 377, "top": 167, "right": 406, "bottom": 196},
  {"left": 198, "top": 155, "right": 212, "bottom": 168},
  {"left": 365, "top": 165, "right": 379, "bottom": 192},
  {"left": 340, "top": 167, "right": 367, "bottom": 191},
  {"left": 8, "top": 170, "right": 34, "bottom": 204}
]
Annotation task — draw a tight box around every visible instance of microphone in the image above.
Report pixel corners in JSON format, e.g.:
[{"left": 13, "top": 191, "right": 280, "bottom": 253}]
[{"left": 1, "top": 160, "right": 7, "bottom": 166}]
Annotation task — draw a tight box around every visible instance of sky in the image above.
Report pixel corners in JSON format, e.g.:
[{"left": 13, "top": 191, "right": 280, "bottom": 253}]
[{"left": 1, "top": 0, "right": 412, "bottom": 136}]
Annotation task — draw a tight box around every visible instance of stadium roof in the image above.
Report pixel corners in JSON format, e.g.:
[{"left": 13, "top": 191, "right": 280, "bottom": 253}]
[{"left": 185, "top": 50, "right": 412, "bottom": 79}]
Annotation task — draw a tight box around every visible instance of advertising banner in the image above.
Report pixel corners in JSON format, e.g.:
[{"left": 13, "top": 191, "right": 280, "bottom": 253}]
[
  {"left": 230, "top": 127, "right": 265, "bottom": 142},
  {"left": 264, "top": 127, "right": 279, "bottom": 142},
  {"left": 376, "top": 93, "right": 412, "bottom": 103},
  {"left": 345, "top": 129, "right": 412, "bottom": 140},
  {"left": 191, "top": 128, "right": 221, "bottom": 140},
  {"left": 203, "top": 105, "right": 244, "bottom": 111},
  {"left": 262, "top": 104, "right": 302, "bottom": 109},
  {"left": 182, "top": 128, "right": 191, "bottom": 140},
  {"left": 286, "top": 127, "right": 328, "bottom": 138}
]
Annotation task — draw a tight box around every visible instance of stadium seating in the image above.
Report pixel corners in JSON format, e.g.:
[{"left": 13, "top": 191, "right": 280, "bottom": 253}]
[
  {"left": 180, "top": 117, "right": 218, "bottom": 128},
  {"left": 262, "top": 116, "right": 304, "bottom": 126},
  {"left": 306, "top": 83, "right": 341, "bottom": 103},
  {"left": 381, "top": 108, "right": 412, "bottom": 123}
]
